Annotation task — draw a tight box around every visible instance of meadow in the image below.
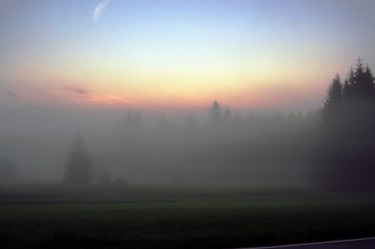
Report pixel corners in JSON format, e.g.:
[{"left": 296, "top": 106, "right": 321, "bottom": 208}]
[{"left": 1, "top": 185, "right": 375, "bottom": 249}]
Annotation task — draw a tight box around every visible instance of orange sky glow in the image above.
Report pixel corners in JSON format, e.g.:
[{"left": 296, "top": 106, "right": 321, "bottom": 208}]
[{"left": 2, "top": 0, "right": 375, "bottom": 114}]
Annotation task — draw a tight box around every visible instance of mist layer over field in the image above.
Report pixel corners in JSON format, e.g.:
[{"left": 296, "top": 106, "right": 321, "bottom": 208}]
[{"left": 0, "top": 104, "right": 318, "bottom": 188}]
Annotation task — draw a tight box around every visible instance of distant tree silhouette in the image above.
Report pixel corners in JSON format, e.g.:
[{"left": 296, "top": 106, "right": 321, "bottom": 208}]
[
  {"left": 113, "top": 119, "right": 124, "bottom": 135},
  {"left": 210, "top": 100, "right": 222, "bottom": 123},
  {"left": 134, "top": 112, "right": 144, "bottom": 128},
  {"left": 343, "top": 59, "right": 375, "bottom": 102},
  {"left": 125, "top": 111, "right": 134, "bottom": 128},
  {"left": 124, "top": 111, "right": 143, "bottom": 128},
  {"left": 64, "top": 134, "right": 92, "bottom": 184},
  {"left": 114, "top": 176, "right": 128, "bottom": 187},
  {"left": 157, "top": 114, "right": 167, "bottom": 130},
  {"left": 313, "top": 59, "right": 375, "bottom": 192},
  {"left": 184, "top": 114, "right": 198, "bottom": 130},
  {"left": 0, "top": 157, "right": 16, "bottom": 184},
  {"left": 223, "top": 107, "right": 233, "bottom": 124},
  {"left": 322, "top": 74, "right": 343, "bottom": 122}
]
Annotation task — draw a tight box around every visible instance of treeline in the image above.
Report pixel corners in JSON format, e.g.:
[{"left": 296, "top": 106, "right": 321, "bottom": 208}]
[
  {"left": 3, "top": 60, "right": 375, "bottom": 192},
  {"left": 64, "top": 59, "right": 375, "bottom": 191},
  {"left": 313, "top": 59, "right": 375, "bottom": 192},
  {"left": 0, "top": 102, "right": 319, "bottom": 187},
  {"left": 113, "top": 104, "right": 317, "bottom": 134},
  {"left": 62, "top": 102, "right": 318, "bottom": 187}
]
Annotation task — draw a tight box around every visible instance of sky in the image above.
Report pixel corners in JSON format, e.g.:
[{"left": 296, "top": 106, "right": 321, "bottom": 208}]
[{"left": 1, "top": 0, "right": 375, "bottom": 115}]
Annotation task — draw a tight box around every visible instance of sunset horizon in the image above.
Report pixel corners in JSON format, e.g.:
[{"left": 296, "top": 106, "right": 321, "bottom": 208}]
[{"left": 2, "top": 0, "right": 375, "bottom": 114}]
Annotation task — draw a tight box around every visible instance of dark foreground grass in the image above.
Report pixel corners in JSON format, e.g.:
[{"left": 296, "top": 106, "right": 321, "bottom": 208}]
[{"left": 1, "top": 198, "right": 375, "bottom": 249}]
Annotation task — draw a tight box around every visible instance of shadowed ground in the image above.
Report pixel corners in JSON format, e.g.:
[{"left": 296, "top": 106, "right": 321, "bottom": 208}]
[
  {"left": 1, "top": 188, "right": 375, "bottom": 249},
  {"left": 247, "top": 237, "right": 375, "bottom": 249}
]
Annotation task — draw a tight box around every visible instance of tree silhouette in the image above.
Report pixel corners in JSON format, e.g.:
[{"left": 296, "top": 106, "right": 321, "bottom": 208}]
[
  {"left": 313, "top": 60, "right": 375, "bottom": 192},
  {"left": 210, "top": 100, "right": 222, "bottom": 123},
  {"left": 124, "top": 111, "right": 144, "bottom": 130},
  {"left": 0, "top": 157, "right": 16, "bottom": 184},
  {"left": 322, "top": 74, "right": 343, "bottom": 122},
  {"left": 64, "top": 134, "right": 92, "bottom": 185},
  {"left": 223, "top": 107, "right": 233, "bottom": 124},
  {"left": 184, "top": 114, "right": 198, "bottom": 130},
  {"left": 134, "top": 112, "right": 144, "bottom": 128},
  {"left": 125, "top": 111, "right": 134, "bottom": 129},
  {"left": 343, "top": 59, "right": 375, "bottom": 102},
  {"left": 157, "top": 114, "right": 167, "bottom": 130}
]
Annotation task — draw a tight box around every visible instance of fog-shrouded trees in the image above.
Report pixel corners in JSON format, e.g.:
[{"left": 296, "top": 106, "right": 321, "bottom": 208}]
[
  {"left": 63, "top": 134, "right": 92, "bottom": 185},
  {"left": 313, "top": 59, "right": 375, "bottom": 192},
  {"left": 321, "top": 74, "right": 343, "bottom": 122},
  {"left": 210, "top": 100, "right": 222, "bottom": 123},
  {"left": 0, "top": 157, "right": 16, "bottom": 184}
]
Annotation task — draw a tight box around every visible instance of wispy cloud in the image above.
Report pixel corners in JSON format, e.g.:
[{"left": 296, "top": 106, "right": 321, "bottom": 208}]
[
  {"left": 87, "top": 93, "right": 132, "bottom": 105},
  {"left": 4, "top": 90, "right": 18, "bottom": 98},
  {"left": 63, "top": 85, "right": 87, "bottom": 95},
  {"left": 93, "top": 0, "right": 111, "bottom": 23}
]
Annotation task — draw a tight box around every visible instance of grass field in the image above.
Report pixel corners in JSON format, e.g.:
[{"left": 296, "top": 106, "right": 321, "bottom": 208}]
[{"left": 1, "top": 185, "right": 375, "bottom": 249}]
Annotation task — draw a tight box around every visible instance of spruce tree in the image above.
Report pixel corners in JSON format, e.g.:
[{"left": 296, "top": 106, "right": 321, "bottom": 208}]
[
  {"left": 223, "top": 107, "right": 233, "bottom": 124},
  {"left": 343, "top": 59, "right": 375, "bottom": 102},
  {"left": 210, "top": 101, "right": 222, "bottom": 123},
  {"left": 322, "top": 74, "right": 343, "bottom": 122},
  {"left": 313, "top": 60, "right": 375, "bottom": 192},
  {"left": 64, "top": 134, "right": 92, "bottom": 185}
]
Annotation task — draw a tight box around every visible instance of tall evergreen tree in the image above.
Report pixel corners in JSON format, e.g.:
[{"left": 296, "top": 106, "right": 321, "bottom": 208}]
[
  {"left": 322, "top": 74, "right": 343, "bottom": 122},
  {"left": 0, "top": 157, "right": 16, "bottom": 184},
  {"left": 223, "top": 107, "right": 233, "bottom": 124},
  {"left": 124, "top": 111, "right": 144, "bottom": 133},
  {"left": 342, "top": 79, "right": 350, "bottom": 102},
  {"left": 157, "top": 114, "right": 167, "bottom": 131},
  {"left": 363, "top": 64, "right": 375, "bottom": 100},
  {"left": 210, "top": 101, "right": 222, "bottom": 123},
  {"left": 64, "top": 134, "right": 92, "bottom": 184},
  {"left": 313, "top": 60, "right": 375, "bottom": 193},
  {"left": 343, "top": 59, "right": 375, "bottom": 102}
]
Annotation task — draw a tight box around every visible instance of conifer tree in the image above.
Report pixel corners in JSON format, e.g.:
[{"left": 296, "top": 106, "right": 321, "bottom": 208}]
[
  {"left": 313, "top": 60, "right": 375, "bottom": 193},
  {"left": 322, "top": 74, "right": 343, "bottom": 122},
  {"left": 64, "top": 134, "right": 92, "bottom": 184},
  {"left": 210, "top": 101, "right": 222, "bottom": 123},
  {"left": 223, "top": 107, "right": 233, "bottom": 124},
  {"left": 0, "top": 157, "right": 16, "bottom": 184},
  {"left": 343, "top": 59, "right": 375, "bottom": 102}
]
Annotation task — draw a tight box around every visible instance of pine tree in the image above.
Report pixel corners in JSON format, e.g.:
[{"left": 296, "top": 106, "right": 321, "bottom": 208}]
[
  {"left": 157, "top": 114, "right": 167, "bottom": 131},
  {"left": 313, "top": 60, "right": 375, "bottom": 193},
  {"left": 0, "top": 157, "right": 16, "bottom": 184},
  {"left": 210, "top": 101, "right": 222, "bottom": 123},
  {"left": 342, "top": 79, "right": 350, "bottom": 101},
  {"left": 64, "top": 134, "right": 92, "bottom": 184},
  {"left": 223, "top": 107, "right": 233, "bottom": 124},
  {"left": 322, "top": 74, "right": 343, "bottom": 122},
  {"left": 363, "top": 64, "right": 375, "bottom": 100},
  {"left": 343, "top": 59, "right": 375, "bottom": 102}
]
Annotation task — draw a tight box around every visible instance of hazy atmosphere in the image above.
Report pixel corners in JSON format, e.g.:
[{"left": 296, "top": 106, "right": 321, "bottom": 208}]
[
  {"left": 2, "top": 1, "right": 375, "bottom": 248},
  {"left": 1, "top": 0, "right": 375, "bottom": 188}
]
